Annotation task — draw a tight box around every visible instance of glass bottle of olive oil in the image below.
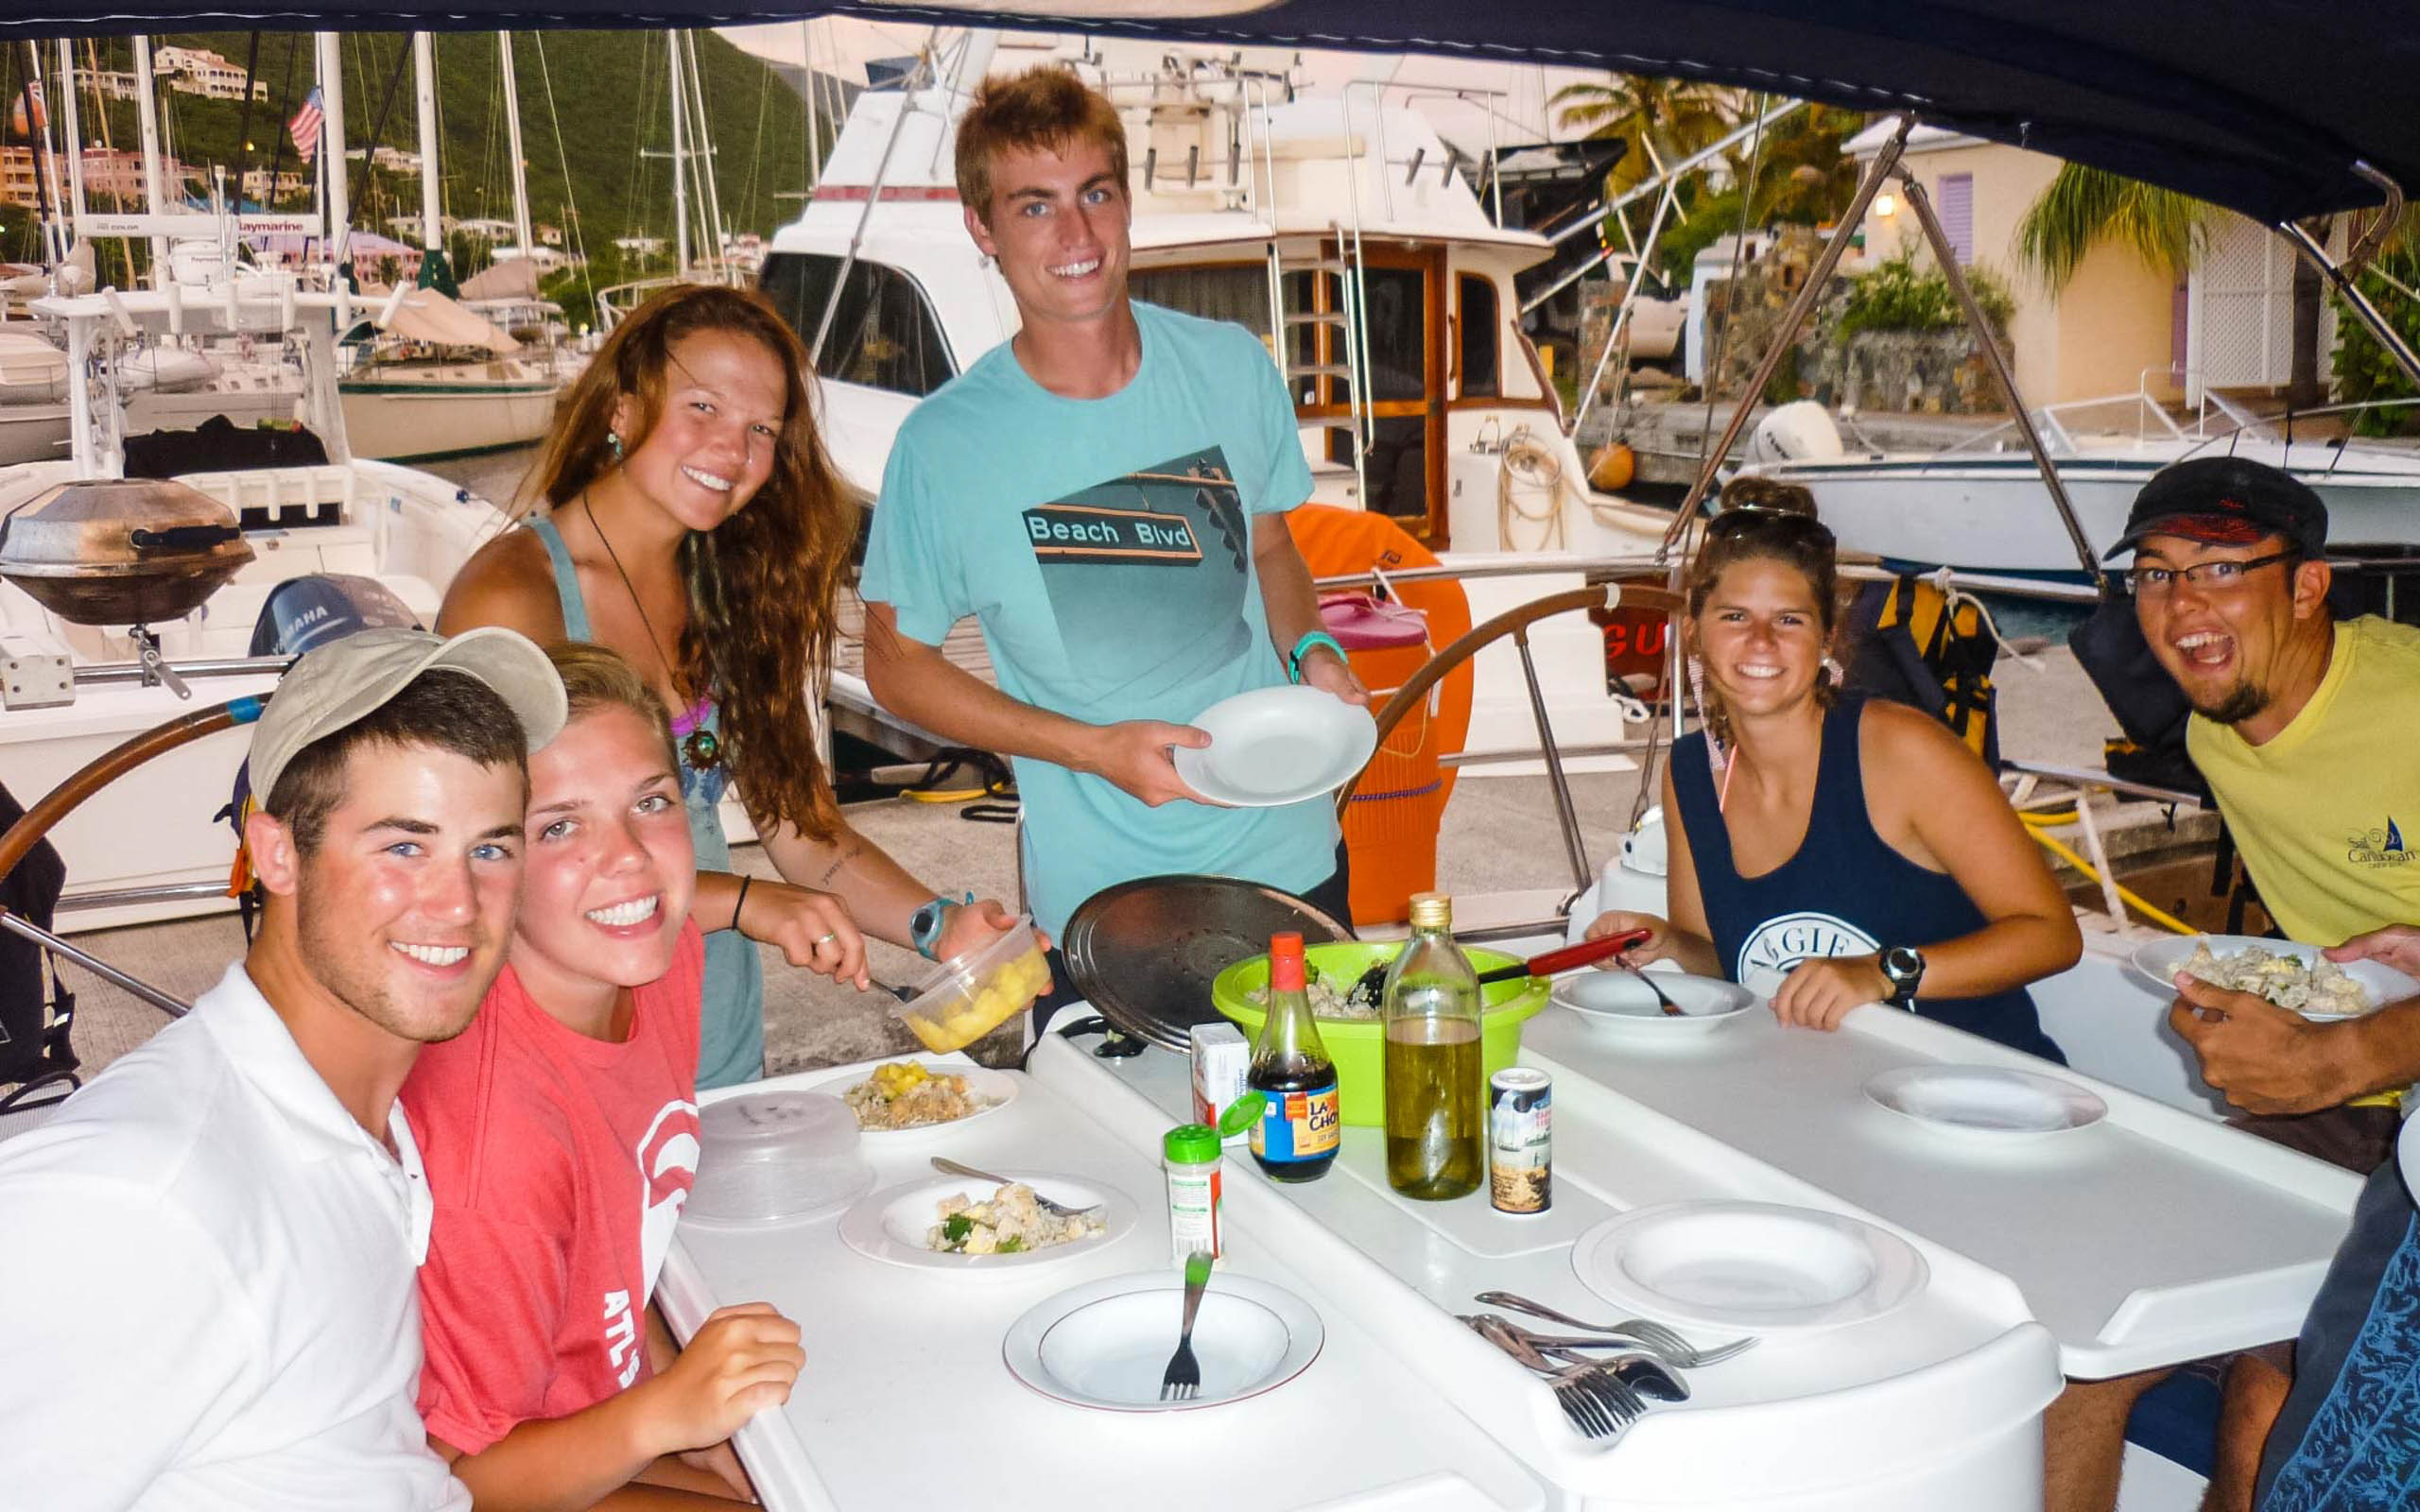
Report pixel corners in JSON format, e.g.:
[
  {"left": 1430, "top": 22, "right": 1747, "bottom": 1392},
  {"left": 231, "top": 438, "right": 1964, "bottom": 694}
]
[{"left": 1381, "top": 892, "right": 1483, "bottom": 1199}]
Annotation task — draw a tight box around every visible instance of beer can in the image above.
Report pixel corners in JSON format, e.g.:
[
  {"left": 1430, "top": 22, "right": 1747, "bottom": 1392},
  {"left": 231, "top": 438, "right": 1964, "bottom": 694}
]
[{"left": 1489, "top": 1068, "right": 1551, "bottom": 1214}]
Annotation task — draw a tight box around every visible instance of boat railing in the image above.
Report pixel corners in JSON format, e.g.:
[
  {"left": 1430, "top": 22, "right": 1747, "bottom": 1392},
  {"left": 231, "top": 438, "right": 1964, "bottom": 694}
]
[{"left": 2173, "top": 395, "right": 2420, "bottom": 474}]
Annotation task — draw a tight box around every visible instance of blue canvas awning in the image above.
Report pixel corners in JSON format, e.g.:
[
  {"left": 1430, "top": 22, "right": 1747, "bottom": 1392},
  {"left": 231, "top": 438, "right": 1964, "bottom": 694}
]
[{"left": 4, "top": 3, "right": 2411, "bottom": 225}]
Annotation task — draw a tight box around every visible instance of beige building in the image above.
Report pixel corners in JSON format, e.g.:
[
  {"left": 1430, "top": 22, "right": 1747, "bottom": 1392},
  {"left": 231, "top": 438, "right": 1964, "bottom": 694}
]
[
  {"left": 1845, "top": 122, "right": 2178, "bottom": 407},
  {"left": 152, "top": 45, "right": 268, "bottom": 102},
  {"left": 0, "top": 147, "right": 41, "bottom": 210}
]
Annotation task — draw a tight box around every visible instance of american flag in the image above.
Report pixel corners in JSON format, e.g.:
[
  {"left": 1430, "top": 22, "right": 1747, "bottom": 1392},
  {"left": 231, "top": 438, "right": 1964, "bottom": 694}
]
[{"left": 287, "top": 88, "right": 324, "bottom": 163}]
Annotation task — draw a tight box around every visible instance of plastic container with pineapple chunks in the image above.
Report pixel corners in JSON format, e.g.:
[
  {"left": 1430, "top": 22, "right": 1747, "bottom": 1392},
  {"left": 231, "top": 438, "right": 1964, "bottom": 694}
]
[{"left": 892, "top": 915, "right": 1050, "bottom": 1052}]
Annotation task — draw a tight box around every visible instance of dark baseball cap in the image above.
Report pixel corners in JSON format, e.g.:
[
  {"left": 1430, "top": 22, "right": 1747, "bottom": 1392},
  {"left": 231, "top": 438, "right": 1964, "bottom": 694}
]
[{"left": 2103, "top": 455, "right": 2326, "bottom": 561}]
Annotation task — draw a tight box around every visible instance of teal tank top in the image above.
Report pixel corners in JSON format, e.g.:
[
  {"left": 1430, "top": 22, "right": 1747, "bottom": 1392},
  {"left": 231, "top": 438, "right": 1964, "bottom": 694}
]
[{"left": 526, "top": 514, "right": 765, "bottom": 1088}]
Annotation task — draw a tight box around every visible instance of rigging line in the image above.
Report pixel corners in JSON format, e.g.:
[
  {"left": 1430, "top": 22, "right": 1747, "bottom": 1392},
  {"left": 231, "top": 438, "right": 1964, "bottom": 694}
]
[
  {"left": 622, "top": 32, "right": 651, "bottom": 243},
  {"left": 233, "top": 31, "right": 259, "bottom": 215},
  {"left": 530, "top": 34, "right": 596, "bottom": 329},
  {"left": 262, "top": 30, "right": 301, "bottom": 214},
  {"left": 350, "top": 36, "right": 413, "bottom": 237},
  {"left": 1682, "top": 89, "right": 1772, "bottom": 523},
  {"left": 740, "top": 44, "right": 770, "bottom": 234}
]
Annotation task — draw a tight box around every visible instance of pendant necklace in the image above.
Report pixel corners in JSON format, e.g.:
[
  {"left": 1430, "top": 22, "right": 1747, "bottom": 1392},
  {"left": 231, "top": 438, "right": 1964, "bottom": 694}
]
[{"left": 585, "top": 498, "right": 721, "bottom": 773}]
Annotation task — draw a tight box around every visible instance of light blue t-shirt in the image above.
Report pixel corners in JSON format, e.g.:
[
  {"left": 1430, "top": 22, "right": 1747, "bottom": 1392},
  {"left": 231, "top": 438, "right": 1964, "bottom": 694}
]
[{"left": 863, "top": 301, "right": 1340, "bottom": 937}]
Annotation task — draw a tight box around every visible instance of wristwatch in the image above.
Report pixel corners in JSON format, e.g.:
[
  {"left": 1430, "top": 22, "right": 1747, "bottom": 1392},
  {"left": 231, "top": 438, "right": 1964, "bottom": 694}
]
[
  {"left": 1878, "top": 946, "right": 1926, "bottom": 1007},
  {"left": 910, "top": 892, "right": 974, "bottom": 960}
]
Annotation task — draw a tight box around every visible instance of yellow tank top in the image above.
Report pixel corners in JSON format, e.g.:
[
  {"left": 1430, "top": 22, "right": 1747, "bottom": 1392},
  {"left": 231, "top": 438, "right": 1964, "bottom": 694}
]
[{"left": 2187, "top": 615, "right": 2420, "bottom": 947}]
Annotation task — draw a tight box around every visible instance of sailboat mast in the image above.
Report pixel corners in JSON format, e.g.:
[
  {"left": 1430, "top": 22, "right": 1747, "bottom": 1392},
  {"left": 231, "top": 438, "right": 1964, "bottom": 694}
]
[
  {"left": 413, "top": 32, "right": 441, "bottom": 256},
  {"left": 55, "top": 40, "right": 89, "bottom": 233},
  {"left": 317, "top": 32, "right": 350, "bottom": 263},
  {"left": 497, "top": 33, "right": 533, "bottom": 259},
  {"left": 666, "top": 32, "right": 689, "bottom": 278},
  {"left": 130, "top": 36, "right": 167, "bottom": 280},
  {"left": 800, "top": 21, "right": 820, "bottom": 189}
]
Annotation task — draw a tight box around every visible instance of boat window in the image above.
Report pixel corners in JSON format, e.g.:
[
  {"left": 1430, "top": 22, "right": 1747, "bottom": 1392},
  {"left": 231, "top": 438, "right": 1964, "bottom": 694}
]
[
  {"left": 1130, "top": 266, "right": 1273, "bottom": 341},
  {"left": 759, "top": 252, "right": 955, "bottom": 398},
  {"left": 1457, "top": 274, "right": 1500, "bottom": 398}
]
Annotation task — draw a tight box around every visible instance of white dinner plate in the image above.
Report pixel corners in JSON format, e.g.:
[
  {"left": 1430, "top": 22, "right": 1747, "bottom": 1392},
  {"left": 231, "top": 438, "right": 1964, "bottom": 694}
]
[
  {"left": 1552, "top": 971, "right": 1756, "bottom": 1034},
  {"left": 798, "top": 1063, "right": 1019, "bottom": 1136},
  {"left": 1172, "top": 686, "right": 1377, "bottom": 807},
  {"left": 1004, "top": 1270, "right": 1324, "bottom": 1412},
  {"left": 838, "top": 1172, "right": 1138, "bottom": 1272},
  {"left": 1572, "top": 1201, "right": 1928, "bottom": 1335},
  {"left": 1865, "top": 1064, "right": 2108, "bottom": 1140},
  {"left": 2126, "top": 935, "right": 2417, "bottom": 1020}
]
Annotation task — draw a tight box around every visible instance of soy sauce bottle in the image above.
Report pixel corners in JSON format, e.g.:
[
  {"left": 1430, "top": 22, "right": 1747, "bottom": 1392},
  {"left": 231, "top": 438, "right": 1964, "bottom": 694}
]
[{"left": 1247, "top": 933, "right": 1340, "bottom": 1182}]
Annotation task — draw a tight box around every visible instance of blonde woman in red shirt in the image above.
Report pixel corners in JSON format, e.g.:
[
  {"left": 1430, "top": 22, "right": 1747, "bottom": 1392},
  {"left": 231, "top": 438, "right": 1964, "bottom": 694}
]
[{"left": 403, "top": 644, "right": 799, "bottom": 1508}]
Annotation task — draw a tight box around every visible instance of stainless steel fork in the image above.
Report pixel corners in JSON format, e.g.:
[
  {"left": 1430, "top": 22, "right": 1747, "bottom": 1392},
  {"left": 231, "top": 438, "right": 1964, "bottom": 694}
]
[
  {"left": 1466, "top": 1314, "right": 1646, "bottom": 1440},
  {"left": 930, "top": 1157, "right": 1101, "bottom": 1220},
  {"left": 1158, "top": 1252, "right": 1212, "bottom": 1401},
  {"left": 1474, "top": 1290, "right": 1756, "bottom": 1367}
]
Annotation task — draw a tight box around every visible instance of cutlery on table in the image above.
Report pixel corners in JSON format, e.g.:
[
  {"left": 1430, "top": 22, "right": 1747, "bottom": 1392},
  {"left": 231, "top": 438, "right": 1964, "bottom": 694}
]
[
  {"left": 1473, "top": 1290, "right": 1756, "bottom": 1368},
  {"left": 1467, "top": 1313, "right": 1708, "bottom": 1389},
  {"left": 1536, "top": 1344, "right": 1691, "bottom": 1403},
  {"left": 1464, "top": 1314, "right": 1645, "bottom": 1439},
  {"left": 928, "top": 1157, "right": 1103, "bottom": 1219},
  {"left": 1160, "top": 1251, "right": 1213, "bottom": 1401}
]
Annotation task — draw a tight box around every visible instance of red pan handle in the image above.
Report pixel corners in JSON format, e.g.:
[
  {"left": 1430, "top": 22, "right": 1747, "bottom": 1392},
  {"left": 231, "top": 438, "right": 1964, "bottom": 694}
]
[{"left": 1477, "top": 928, "right": 1652, "bottom": 984}]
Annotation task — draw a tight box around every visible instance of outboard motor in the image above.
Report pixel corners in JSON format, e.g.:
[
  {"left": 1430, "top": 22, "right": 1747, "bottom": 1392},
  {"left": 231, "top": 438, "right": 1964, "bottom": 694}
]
[
  {"left": 1746, "top": 400, "right": 1846, "bottom": 464},
  {"left": 248, "top": 573, "right": 420, "bottom": 657}
]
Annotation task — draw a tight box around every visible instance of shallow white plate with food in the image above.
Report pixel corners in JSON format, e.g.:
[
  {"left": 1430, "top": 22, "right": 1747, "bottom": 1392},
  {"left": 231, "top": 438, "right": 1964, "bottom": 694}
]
[
  {"left": 1552, "top": 971, "right": 1756, "bottom": 1035},
  {"left": 1865, "top": 1065, "right": 2108, "bottom": 1141},
  {"left": 1572, "top": 1200, "right": 1928, "bottom": 1335},
  {"left": 1004, "top": 1270, "right": 1324, "bottom": 1412},
  {"left": 803, "top": 1061, "right": 1019, "bottom": 1135},
  {"left": 2127, "top": 935, "right": 2415, "bottom": 1020},
  {"left": 1172, "top": 685, "right": 1377, "bottom": 808},
  {"left": 839, "top": 1172, "right": 1137, "bottom": 1272}
]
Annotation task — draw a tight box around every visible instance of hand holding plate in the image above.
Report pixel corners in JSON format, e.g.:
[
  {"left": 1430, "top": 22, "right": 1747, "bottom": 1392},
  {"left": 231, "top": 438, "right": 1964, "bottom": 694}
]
[
  {"left": 1086, "top": 718, "right": 1219, "bottom": 807},
  {"left": 2168, "top": 973, "right": 2347, "bottom": 1115}
]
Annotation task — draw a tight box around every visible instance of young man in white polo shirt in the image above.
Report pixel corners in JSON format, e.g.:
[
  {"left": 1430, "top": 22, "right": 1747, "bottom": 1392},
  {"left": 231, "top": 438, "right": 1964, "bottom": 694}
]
[{"left": 0, "top": 627, "right": 564, "bottom": 1511}]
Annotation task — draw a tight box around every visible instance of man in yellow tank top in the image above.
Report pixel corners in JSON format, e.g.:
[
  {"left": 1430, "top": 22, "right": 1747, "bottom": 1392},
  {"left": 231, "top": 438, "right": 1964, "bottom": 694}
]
[{"left": 2117, "top": 457, "right": 2420, "bottom": 1143}]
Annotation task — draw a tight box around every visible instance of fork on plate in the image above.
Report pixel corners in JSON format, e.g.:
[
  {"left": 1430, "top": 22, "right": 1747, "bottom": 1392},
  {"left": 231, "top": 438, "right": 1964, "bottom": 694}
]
[
  {"left": 1473, "top": 1290, "right": 1756, "bottom": 1368},
  {"left": 1159, "top": 1251, "right": 1213, "bottom": 1400},
  {"left": 929, "top": 1157, "right": 1101, "bottom": 1219}
]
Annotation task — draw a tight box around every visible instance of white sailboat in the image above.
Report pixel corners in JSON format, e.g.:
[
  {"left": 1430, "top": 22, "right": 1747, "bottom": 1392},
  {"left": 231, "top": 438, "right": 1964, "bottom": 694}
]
[{"left": 336, "top": 31, "right": 564, "bottom": 462}]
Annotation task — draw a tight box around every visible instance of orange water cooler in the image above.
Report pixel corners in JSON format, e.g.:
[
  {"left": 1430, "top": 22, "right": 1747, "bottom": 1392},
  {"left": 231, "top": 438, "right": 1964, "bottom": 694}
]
[{"left": 1288, "top": 507, "right": 1474, "bottom": 927}]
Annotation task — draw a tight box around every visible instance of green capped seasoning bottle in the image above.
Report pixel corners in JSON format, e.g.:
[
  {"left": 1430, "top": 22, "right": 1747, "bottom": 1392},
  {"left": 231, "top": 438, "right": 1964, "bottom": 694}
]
[
  {"left": 1383, "top": 892, "right": 1484, "bottom": 1199},
  {"left": 1247, "top": 932, "right": 1340, "bottom": 1182}
]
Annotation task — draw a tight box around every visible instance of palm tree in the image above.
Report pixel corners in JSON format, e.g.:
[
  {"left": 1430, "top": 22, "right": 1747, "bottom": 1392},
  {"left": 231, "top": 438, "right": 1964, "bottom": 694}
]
[
  {"left": 1550, "top": 75, "right": 1740, "bottom": 198},
  {"left": 2016, "top": 163, "right": 2329, "bottom": 409}
]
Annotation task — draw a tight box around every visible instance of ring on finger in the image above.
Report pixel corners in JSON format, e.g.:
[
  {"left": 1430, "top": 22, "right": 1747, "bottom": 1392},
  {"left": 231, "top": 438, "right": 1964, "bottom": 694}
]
[{"left": 814, "top": 931, "right": 838, "bottom": 946}]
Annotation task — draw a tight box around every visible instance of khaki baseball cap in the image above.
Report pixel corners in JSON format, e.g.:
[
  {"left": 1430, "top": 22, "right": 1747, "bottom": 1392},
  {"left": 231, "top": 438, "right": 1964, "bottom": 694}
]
[{"left": 249, "top": 627, "right": 567, "bottom": 802}]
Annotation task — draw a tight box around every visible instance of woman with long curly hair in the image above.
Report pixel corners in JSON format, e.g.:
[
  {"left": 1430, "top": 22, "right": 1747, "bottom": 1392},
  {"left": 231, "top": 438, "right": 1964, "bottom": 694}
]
[
  {"left": 441, "top": 284, "right": 1022, "bottom": 1088},
  {"left": 1582, "top": 486, "right": 2077, "bottom": 1059}
]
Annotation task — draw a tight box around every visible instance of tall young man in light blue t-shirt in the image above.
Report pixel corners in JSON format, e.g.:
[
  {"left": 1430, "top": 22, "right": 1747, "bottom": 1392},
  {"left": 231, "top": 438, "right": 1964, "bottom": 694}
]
[{"left": 860, "top": 67, "right": 1365, "bottom": 1022}]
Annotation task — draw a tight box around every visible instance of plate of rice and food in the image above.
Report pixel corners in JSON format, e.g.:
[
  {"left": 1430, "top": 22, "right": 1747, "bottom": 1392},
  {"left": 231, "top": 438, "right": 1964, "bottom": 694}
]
[
  {"left": 838, "top": 1174, "right": 1135, "bottom": 1271},
  {"left": 816, "top": 1059, "right": 1018, "bottom": 1134},
  {"left": 2128, "top": 935, "right": 2418, "bottom": 1021}
]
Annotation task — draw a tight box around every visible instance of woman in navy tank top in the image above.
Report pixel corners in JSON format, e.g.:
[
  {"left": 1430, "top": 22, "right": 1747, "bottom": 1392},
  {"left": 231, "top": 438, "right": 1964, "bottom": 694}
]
[{"left": 1586, "top": 492, "right": 2079, "bottom": 1060}]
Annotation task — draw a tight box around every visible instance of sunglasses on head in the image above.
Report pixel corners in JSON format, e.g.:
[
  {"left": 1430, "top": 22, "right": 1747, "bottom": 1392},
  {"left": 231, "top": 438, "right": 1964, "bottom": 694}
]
[{"left": 1704, "top": 506, "right": 1835, "bottom": 550}]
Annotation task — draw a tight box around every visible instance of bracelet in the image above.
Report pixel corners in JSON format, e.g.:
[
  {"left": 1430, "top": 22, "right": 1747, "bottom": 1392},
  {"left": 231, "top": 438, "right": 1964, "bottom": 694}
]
[
  {"left": 1288, "top": 630, "right": 1347, "bottom": 685},
  {"left": 734, "top": 875, "right": 752, "bottom": 931}
]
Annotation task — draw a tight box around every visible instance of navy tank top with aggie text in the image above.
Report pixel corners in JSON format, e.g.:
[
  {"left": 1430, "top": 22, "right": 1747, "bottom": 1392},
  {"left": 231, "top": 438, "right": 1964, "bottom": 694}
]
[{"left": 1669, "top": 697, "right": 2063, "bottom": 1061}]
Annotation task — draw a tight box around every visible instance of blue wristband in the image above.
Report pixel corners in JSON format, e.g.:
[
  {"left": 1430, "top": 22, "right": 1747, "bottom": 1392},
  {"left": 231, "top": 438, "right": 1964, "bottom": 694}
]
[{"left": 1288, "top": 630, "right": 1347, "bottom": 685}]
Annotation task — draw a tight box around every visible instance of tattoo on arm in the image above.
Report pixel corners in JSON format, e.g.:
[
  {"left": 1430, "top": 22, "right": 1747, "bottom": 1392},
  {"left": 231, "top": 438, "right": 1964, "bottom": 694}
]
[{"left": 814, "top": 840, "right": 865, "bottom": 888}]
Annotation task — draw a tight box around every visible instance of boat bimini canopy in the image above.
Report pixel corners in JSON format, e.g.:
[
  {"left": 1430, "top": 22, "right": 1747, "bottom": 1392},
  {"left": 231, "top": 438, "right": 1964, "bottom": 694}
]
[{"left": 8, "top": 2, "right": 2416, "bottom": 228}]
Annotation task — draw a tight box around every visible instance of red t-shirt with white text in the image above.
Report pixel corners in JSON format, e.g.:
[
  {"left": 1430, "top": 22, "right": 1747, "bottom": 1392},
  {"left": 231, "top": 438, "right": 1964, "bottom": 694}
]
[{"left": 403, "top": 922, "right": 705, "bottom": 1454}]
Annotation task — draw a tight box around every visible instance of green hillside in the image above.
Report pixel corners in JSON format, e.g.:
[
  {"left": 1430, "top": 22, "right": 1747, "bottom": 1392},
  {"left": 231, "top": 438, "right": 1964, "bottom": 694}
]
[{"left": 8, "top": 31, "right": 825, "bottom": 275}]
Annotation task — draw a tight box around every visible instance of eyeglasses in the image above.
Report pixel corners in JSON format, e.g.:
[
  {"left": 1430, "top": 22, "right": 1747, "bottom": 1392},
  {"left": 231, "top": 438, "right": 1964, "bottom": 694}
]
[{"left": 2124, "top": 551, "right": 2296, "bottom": 597}]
